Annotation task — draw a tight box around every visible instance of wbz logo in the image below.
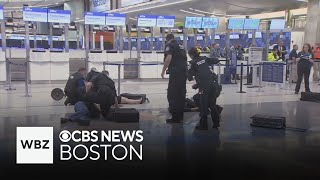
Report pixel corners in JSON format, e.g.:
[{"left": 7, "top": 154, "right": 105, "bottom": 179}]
[{"left": 16, "top": 127, "right": 53, "bottom": 164}]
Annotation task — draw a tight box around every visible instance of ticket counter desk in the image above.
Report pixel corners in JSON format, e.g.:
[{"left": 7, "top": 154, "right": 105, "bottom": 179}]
[
  {"left": 140, "top": 51, "right": 159, "bottom": 78},
  {"left": 29, "top": 49, "right": 50, "bottom": 81},
  {"left": 0, "top": 49, "right": 6, "bottom": 82},
  {"left": 50, "top": 49, "right": 69, "bottom": 81},
  {"left": 105, "top": 50, "right": 124, "bottom": 79},
  {"left": 88, "top": 50, "right": 106, "bottom": 73},
  {"left": 69, "top": 49, "right": 86, "bottom": 74}
]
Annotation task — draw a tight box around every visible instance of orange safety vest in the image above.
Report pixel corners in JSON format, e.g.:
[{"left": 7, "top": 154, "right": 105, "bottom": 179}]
[{"left": 314, "top": 47, "right": 320, "bottom": 59}]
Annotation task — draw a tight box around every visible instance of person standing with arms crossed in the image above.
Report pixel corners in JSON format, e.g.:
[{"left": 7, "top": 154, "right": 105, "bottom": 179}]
[
  {"left": 295, "top": 43, "right": 314, "bottom": 94},
  {"left": 161, "top": 34, "right": 188, "bottom": 123}
]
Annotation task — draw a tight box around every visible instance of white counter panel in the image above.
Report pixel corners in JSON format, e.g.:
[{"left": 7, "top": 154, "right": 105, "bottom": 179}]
[
  {"left": 30, "top": 62, "right": 51, "bottom": 81},
  {"left": 0, "top": 61, "right": 6, "bottom": 81}
]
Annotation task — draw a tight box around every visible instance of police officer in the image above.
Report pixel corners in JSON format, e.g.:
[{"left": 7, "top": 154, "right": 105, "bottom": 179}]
[
  {"left": 187, "top": 47, "right": 220, "bottom": 130},
  {"left": 161, "top": 34, "right": 188, "bottom": 123},
  {"left": 85, "top": 67, "right": 100, "bottom": 82},
  {"left": 86, "top": 70, "right": 119, "bottom": 118},
  {"left": 64, "top": 67, "right": 87, "bottom": 106}
]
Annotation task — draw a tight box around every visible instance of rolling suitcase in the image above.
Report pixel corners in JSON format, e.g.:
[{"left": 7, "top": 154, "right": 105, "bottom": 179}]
[
  {"left": 106, "top": 108, "right": 139, "bottom": 123},
  {"left": 300, "top": 92, "right": 320, "bottom": 103}
]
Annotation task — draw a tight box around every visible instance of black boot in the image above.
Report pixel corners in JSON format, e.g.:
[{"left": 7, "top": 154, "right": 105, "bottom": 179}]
[
  {"left": 212, "top": 115, "right": 221, "bottom": 128},
  {"left": 166, "top": 113, "right": 181, "bottom": 123},
  {"left": 196, "top": 118, "right": 208, "bottom": 130}
]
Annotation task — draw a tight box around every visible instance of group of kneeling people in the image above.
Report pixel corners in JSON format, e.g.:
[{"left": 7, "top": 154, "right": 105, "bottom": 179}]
[{"left": 61, "top": 47, "right": 222, "bottom": 130}]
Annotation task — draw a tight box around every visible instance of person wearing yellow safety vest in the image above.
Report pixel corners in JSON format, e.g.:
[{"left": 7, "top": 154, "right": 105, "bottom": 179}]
[
  {"left": 268, "top": 47, "right": 281, "bottom": 62},
  {"left": 196, "top": 44, "right": 202, "bottom": 54},
  {"left": 312, "top": 43, "right": 320, "bottom": 81}
]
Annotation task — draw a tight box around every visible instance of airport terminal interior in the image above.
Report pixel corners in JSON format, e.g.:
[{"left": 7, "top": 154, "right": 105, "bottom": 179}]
[{"left": 1, "top": 0, "right": 320, "bottom": 178}]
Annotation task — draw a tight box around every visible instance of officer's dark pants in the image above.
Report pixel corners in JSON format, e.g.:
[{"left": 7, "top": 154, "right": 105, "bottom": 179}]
[
  {"left": 198, "top": 84, "right": 219, "bottom": 128},
  {"left": 83, "top": 90, "right": 114, "bottom": 118},
  {"left": 295, "top": 64, "right": 311, "bottom": 93},
  {"left": 167, "top": 71, "right": 187, "bottom": 120}
]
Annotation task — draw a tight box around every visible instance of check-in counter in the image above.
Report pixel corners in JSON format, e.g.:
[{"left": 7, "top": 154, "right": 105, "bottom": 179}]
[
  {"left": 88, "top": 50, "right": 106, "bottom": 72},
  {"left": 0, "top": 50, "right": 6, "bottom": 81},
  {"left": 140, "top": 51, "right": 158, "bottom": 78},
  {"left": 105, "top": 50, "right": 124, "bottom": 79},
  {"left": 9, "top": 48, "right": 27, "bottom": 59},
  {"left": 50, "top": 49, "right": 69, "bottom": 81},
  {"left": 156, "top": 51, "right": 164, "bottom": 78},
  {"left": 30, "top": 49, "right": 51, "bottom": 81},
  {"left": 69, "top": 49, "right": 86, "bottom": 74},
  {"left": 123, "top": 50, "right": 137, "bottom": 59}
]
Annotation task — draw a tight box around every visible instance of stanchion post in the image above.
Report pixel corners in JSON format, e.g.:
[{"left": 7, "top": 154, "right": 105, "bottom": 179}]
[
  {"left": 5, "top": 61, "right": 16, "bottom": 91},
  {"left": 24, "top": 21, "right": 31, "bottom": 97},
  {"left": 237, "top": 63, "right": 246, "bottom": 93},
  {"left": 218, "top": 63, "right": 221, "bottom": 84},
  {"left": 258, "top": 63, "right": 263, "bottom": 92},
  {"left": 118, "top": 64, "right": 121, "bottom": 95}
]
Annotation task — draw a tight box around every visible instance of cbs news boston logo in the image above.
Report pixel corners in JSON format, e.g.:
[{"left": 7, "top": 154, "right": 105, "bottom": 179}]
[{"left": 16, "top": 127, "right": 143, "bottom": 164}]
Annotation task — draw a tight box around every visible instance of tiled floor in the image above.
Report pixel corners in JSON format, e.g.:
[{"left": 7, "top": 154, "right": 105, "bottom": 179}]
[{"left": 1, "top": 80, "right": 320, "bottom": 178}]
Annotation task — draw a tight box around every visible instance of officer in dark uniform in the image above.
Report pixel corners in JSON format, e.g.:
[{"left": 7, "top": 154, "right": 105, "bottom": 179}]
[
  {"left": 64, "top": 67, "right": 87, "bottom": 106},
  {"left": 86, "top": 70, "right": 118, "bottom": 118},
  {"left": 187, "top": 47, "right": 220, "bottom": 130},
  {"left": 85, "top": 67, "right": 100, "bottom": 82},
  {"left": 161, "top": 34, "right": 188, "bottom": 123}
]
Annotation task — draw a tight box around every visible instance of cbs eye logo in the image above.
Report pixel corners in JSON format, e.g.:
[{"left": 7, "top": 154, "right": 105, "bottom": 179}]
[{"left": 59, "top": 130, "right": 71, "bottom": 143}]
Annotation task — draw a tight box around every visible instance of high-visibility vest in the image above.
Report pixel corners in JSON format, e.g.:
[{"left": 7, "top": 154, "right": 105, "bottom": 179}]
[{"left": 314, "top": 47, "right": 320, "bottom": 59}]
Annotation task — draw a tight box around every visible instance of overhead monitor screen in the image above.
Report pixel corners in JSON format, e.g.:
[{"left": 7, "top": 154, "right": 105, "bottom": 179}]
[
  {"left": 215, "top": 34, "right": 220, "bottom": 40},
  {"left": 105, "top": 13, "right": 126, "bottom": 26},
  {"left": 197, "top": 36, "right": 204, "bottom": 40},
  {"left": 185, "top": 16, "right": 202, "bottom": 29},
  {"left": 270, "top": 19, "right": 286, "bottom": 30},
  {"left": 201, "top": 17, "right": 219, "bottom": 29},
  {"left": 243, "top": 19, "right": 260, "bottom": 30},
  {"left": 85, "top": 12, "right": 106, "bottom": 25},
  {"left": 248, "top": 32, "right": 262, "bottom": 39},
  {"left": 23, "top": 7, "right": 48, "bottom": 22},
  {"left": 228, "top": 18, "right": 245, "bottom": 30},
  {"left": 156, "top": 16, "right": 175, "bottom": 28},
  {"left": 138, "top": 15, "right": 157, "bottom": 27},
  {"left": 0, "top": 6, "right": 3, "bottom": 20},
  {"left": 230, "top": 33, "right": 240, "bottom": 39},
  {"left": 121, "top": 0, "right": 149, "bottom": 7},
  {"left": 48, "top": 9, "right": 71, "bottom": 24}
]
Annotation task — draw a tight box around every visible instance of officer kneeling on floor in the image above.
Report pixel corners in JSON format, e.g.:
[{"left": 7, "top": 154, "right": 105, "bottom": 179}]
[
  {"left": 86, "top": 70, "right": 119, "bottom": 118},
  {"left": 187, "top": 47, "right": 221, "bottom": 130},
  {"left": 64, "top": 67, "right": 87, "bottom": 106}
]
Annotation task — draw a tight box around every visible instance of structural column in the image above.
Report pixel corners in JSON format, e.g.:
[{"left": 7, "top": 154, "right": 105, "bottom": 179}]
[{"left": 304, "top": 0, "right": 320, "bottom": 46}]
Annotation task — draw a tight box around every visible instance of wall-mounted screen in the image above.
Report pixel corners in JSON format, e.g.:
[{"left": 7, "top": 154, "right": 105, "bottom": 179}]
[
  {"left": 85, "top": 12, "right": 106, "bottom": 25},
  {"left": 228, "top": 18, "right": 245, "bottom": 30},
  {"left": 156, "top": 15, "right": 175, "bottom": 28},
  {"left": 270, "top": 19, "right": 286, "bottom": 30},
  {"left": 138, "top": 14, "right": 157, "bottom": 27},
  {"left": 185, "top": 16, "right": 202, "bottom": 29},
  {"left": 202, "top": 17, "right": 219, "bottom": 29},
  {"left": 197, "top": 36, "right": 204, "bottom": 40},
  {"left": 230, "top": 33, "right": 240, "bottom": 39},
  {"left": 48, "top": 9, "right": 71, "bottom": 24},
  {"left": 105, "top": 13, "right": 126, "bottom": 26},
  {"left": 248, "top": 32, "right": 262, "bottom": 39},
  {"left": 243, "top": 19, "right": 260, "bottom": 30},
  {"left": 0, "top": 6, "right": 3, "bottom": 20},
  {"left": 23, "top": 7, "right": 48, "bottom": 22}
]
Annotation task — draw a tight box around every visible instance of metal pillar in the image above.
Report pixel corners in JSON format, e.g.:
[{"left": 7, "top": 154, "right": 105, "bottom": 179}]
[
  {"left": 33, "top": 22, "right": 36, "bottom": 49},
  {"left": 194, "top": 28, "right": 197, "bottom": 47},
  {"left": 100, "top": 35, "right": 104, "bottom": 50},
  {"left": 76, "top": 23, "right": 80, "bottom": 49},
  {"left": 24, "top": 21, "right": 31, "bottom": 97},
  {"left": 85, "top": 24, "right": 89, "bottom": 70},
  {"left": 128, "top": 24, "right": 132, "bottom": 57},
  {"left": 150, "top": 27, "right": 154, "bottom": 51},
  {"left": 252, "top": 29, "right": 257, "bottom": 46},
  {"left": 64, "top": 23, "right": 69, "bottom": 52},
  {"left": 211, "top": 29, "right": 215, "bottom": 45},
  {"left": 265, "top": 22, "right": 271, "bottom": 61},
  {"left": 226, "top": 29, "right": 230, "bottom": 60},
  {"left": 49, "top": 22, "right": 53, "bottom": 49},
  {"left": 137, "top": 27, "right": 141, "bottom": 59},
  {"left": 161, "top": 27, "right": 165, "bottom": 51},
  {"left": 183, "top": 28, "right": 188, "bottom": 49},
  {"left": 119, "top": 26, "right": 124, "bottom": 53}
]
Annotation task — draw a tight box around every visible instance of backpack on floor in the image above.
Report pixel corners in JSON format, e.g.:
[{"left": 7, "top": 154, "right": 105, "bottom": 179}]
[{"left": 300, "top": 92, "right": 320, "bottom": 103}]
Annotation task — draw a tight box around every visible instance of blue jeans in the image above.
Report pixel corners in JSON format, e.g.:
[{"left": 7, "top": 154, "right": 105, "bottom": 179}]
[{"left": 69, "top": 101, "right": 90, "bottom": 121}]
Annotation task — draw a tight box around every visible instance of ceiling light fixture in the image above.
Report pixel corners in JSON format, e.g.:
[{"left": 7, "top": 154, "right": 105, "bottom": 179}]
[{"left": 179, "top": 9, "right": 205, "bottom": 16}]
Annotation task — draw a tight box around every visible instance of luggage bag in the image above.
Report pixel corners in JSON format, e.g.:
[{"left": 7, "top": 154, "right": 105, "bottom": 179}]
[
  {"left": 250, "top": 114, "right": 286, "bottom": 129},
  {"left": 106, "top": 108, "right": 139, "bottom": 123},
  {"left": 300, "top": 92, "right": 320, "bottom": 103}
]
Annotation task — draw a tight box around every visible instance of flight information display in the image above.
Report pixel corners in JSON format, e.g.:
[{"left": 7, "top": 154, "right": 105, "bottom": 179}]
[
  {"left": 85, "top": 12, "right": 106, "bottom": 25},
  {"left": 138, "top": 15, "right": 157, "bottom": 27},
  {"left": 228, "top": 18, "right": 245, "bottom": 30},
  {"left": 248, "top": 32, "right": 262, "bottom": 38},
  {"left": 201, "top": 17, "right": 219, "bottom": 29},
  {"left": 243, "top": 19, "right": 260, "bottom": 30},
  {"left": 156, "top": 16, "right": 175, "bottom": 28},
  {"left": 48, "top": 9, "right": 71, "bottom": 24},
  {"left": 0, "top": 6, "right": 3, "bottom": 20},
  {"left": 23, "top": 7, "right": 48, "bottom": 22},
  {"left": 270, "top": 19, "right": 286, "bottom": 30},
  {"left": 185, "top": 16, "right": 202, "bottom": 28},
  {"left": 105, "top": 13, "right": 126, "bottom": 26}
]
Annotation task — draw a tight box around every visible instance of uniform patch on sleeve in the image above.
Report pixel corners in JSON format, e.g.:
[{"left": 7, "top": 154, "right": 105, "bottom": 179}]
[{"left": 165, "top": 46, "right": 170, "bottom": 51}]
